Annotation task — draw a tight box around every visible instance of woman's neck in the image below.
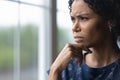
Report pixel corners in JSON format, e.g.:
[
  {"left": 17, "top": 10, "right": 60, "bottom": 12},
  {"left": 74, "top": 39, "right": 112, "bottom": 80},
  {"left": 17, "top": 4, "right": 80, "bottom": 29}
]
[{"left": 85, "top": 39, "right": 120, "bottom": 68}]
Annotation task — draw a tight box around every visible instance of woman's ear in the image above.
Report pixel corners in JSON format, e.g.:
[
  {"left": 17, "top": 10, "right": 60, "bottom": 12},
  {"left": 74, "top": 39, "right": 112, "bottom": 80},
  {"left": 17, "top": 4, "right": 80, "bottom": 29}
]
[
  {"left": 108, "top": 21, "right": 112, "bottom": 32},
  {"left": 107, "top": 20, "right": 116, "bottom": 32}
]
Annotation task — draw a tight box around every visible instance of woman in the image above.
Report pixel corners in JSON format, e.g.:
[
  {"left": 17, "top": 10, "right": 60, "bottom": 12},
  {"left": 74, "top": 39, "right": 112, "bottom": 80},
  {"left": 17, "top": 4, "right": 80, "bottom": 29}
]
[{"left": 49, "top": 0, "right": 120, "bottom": 80}]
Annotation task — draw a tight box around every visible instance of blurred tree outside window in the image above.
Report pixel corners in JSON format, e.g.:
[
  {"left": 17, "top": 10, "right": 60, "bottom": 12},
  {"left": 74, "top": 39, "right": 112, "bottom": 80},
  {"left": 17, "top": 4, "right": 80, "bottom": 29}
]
[
  {"left": 0, "top": 1, "right": 18, "bottom": 80},
  {"left": 0, "top": 0, "right": 49, "bottom": 80}
]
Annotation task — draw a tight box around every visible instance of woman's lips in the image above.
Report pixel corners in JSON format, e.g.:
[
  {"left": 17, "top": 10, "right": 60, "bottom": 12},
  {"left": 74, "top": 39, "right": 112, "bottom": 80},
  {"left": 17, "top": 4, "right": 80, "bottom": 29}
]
[{"left": 74, "top": 36, "right": 84, "bottom": 43}]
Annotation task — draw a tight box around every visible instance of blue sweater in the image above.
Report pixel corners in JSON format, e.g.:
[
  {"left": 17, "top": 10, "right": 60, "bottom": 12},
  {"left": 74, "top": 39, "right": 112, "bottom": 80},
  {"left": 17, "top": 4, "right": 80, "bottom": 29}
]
[{"left": 60, "top": 58, "right": 120, "bottom": 80}]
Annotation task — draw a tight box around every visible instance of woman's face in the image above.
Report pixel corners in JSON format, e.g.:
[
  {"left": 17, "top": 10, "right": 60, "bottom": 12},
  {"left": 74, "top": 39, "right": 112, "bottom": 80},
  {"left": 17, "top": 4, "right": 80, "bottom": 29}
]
[{"left": 71, "top": 0, "right": 109, "bottom": 48}]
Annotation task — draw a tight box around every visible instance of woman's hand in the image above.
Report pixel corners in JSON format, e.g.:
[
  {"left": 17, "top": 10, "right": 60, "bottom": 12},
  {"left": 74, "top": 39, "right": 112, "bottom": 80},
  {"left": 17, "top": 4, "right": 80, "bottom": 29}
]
[{"left": 49, "top": 43, "right": 91, "bottom": 80}]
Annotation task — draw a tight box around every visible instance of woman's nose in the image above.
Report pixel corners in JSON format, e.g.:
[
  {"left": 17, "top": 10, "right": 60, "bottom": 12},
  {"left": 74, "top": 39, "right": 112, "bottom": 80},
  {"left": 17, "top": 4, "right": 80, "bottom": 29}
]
[{"left": 72, "top": 22, "right": 81, "bottom": 32}]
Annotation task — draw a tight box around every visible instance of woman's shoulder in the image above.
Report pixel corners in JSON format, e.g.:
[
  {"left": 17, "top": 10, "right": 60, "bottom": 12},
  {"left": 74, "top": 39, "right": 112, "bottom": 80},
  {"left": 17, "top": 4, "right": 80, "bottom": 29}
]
[{"left": 111, "top": 59, "right": 120, "bottom": 79}]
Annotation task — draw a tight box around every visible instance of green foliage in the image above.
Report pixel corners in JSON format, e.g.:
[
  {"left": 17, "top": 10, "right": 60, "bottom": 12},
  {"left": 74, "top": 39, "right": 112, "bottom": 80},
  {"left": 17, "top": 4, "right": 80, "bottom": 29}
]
[
  {"left": 0, "top": 24, "right": 72, "bottom": 69},
  {"left": 20, "top": 24, "right": 38, "bottom": 68},
  {"left": 0, "top": 46, "right": 14, "bottom": 69},
  {"left": 0, "top": 24, "right": 38, "bottom": 69},
  {"left": 0, "top": 27, "right": 14, "bottom": 69}
]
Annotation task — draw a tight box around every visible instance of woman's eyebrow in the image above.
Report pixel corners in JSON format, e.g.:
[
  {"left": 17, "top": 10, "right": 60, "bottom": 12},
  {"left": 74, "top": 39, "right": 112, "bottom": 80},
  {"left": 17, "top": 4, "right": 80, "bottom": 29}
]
[
  {"left": 71, "top": 13, "right": 91, "bottom": 19},
  {"left": 71, "top": 12, "right": 91, "bottom": 16}
]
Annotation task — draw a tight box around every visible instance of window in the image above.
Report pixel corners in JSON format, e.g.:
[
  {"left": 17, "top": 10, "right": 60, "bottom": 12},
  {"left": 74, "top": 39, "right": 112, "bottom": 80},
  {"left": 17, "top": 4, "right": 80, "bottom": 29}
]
[
  {"left": 0, "top": 1, "right": 18, "bottom": 80},
  {"left": 0, "top": 0, "right": 52, "bottom": 80}
]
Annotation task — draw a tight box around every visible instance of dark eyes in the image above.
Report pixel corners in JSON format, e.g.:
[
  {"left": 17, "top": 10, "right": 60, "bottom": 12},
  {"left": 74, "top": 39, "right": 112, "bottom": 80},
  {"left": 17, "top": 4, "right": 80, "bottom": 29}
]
[
  {"left": 71, "top": 16, "right": 89, "bottom": 23},
  {"left": 71, "top": 16, "right": 75, "bottom": 22},
  {"left": 79, "top": 16, "right": 89, "bottom": 21}
]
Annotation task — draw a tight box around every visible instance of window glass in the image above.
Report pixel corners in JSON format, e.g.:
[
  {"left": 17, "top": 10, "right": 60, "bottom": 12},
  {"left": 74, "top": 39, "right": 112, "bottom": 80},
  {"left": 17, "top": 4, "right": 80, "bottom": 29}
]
[
  {"left": 57, "top": 0, "right": 69, "bottom": 12},
  {"left": 0, "top": 0, "right": 51, "bottom": 80},
  {"left": 0, "top": 1, "right": 18, "bottom": 80},
  {"left": 20, "top": 4, "right": 42, "bottom": 80}
]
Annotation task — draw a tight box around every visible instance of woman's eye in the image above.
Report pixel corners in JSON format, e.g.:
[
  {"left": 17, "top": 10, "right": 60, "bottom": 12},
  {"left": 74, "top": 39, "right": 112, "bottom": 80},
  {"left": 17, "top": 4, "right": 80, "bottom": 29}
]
[
  {"left": 79, "top": 17, "right": 89, "bottom": 21},
  {"left": 70, "top": 16, "right": 89, "bottom": 23},
  {"left": 71, "top": 16, "right": 75, "bottom": 23}
]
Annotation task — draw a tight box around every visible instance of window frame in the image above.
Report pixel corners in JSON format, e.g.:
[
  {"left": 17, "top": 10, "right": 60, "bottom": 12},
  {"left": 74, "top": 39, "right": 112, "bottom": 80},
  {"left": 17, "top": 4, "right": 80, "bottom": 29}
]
[{"left": 4, "top": 0, "right": 57, "bottom": 80}]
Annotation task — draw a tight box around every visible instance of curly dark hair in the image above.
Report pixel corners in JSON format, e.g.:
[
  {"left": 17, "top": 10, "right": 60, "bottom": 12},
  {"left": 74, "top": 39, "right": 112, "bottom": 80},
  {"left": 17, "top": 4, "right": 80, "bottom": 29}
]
[{"left": 68, "top": 0, "right": 120, "bottom": 39}]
